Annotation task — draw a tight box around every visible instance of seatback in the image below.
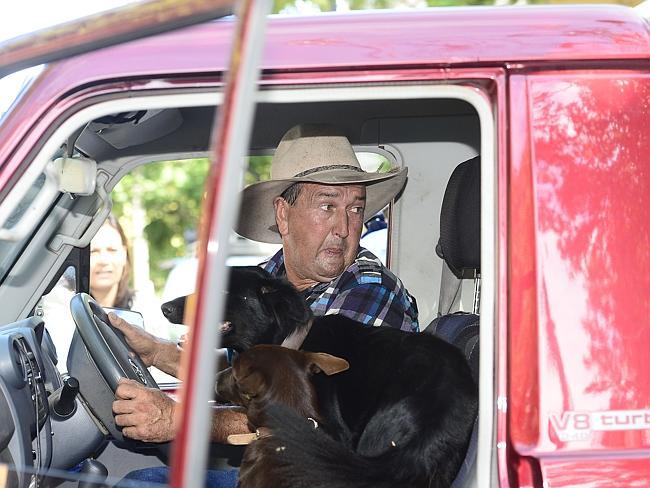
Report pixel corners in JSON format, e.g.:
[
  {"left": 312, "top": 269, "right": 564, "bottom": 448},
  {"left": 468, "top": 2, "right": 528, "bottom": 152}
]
[
  {"left": 429, "top": 155, "right": 480, "bottom": 380},
  {"left": 426, "top": 155, "right": 480, "bottom": 487},
  {"left": 437, "top": 155, "right": 481, "bottom": 281}
]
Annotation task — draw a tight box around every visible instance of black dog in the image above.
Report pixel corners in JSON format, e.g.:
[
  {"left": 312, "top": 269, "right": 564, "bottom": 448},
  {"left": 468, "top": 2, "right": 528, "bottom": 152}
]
[
  {"left": 161, "top": 295, "right": 189, "bottom": 325},
  {"left": 211, "top": 266, "right": 478, "bottom": 488}
]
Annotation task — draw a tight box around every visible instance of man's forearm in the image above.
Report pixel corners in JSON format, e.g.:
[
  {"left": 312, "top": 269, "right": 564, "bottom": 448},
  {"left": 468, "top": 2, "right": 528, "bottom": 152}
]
[
  {"left": 152, "top": 340, "right": 182, "bottom": 377},
  {"left": 152, "top": 344, "right": 230, "bottom": 379},
  {"left": 211, "top": 406, "right": 252, "bottom": 443}
]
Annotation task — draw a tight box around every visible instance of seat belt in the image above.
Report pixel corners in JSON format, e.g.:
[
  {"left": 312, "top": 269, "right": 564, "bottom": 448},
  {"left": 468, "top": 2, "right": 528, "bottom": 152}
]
[{"left": 437, "top": 260, "right": 462, "bottom": 317}]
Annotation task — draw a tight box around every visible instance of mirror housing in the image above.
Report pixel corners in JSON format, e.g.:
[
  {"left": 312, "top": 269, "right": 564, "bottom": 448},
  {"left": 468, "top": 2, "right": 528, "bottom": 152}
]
[{"left": 52, "top": 156, "right": 97, "bottom": 195}]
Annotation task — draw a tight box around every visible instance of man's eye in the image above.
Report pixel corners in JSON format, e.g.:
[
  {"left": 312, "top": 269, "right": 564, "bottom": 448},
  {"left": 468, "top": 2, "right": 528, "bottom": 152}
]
[
  {"left": 350, "top": 206, "right": 364, "bottom": 214},
  {"left": 320, "top": 204, "right": 333, "bottom": 211}
]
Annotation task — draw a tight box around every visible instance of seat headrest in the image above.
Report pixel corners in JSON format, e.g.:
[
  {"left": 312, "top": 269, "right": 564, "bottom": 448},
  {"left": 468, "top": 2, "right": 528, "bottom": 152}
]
[{"left": 436, "top": 156, "right": 480, "bottom": 279}]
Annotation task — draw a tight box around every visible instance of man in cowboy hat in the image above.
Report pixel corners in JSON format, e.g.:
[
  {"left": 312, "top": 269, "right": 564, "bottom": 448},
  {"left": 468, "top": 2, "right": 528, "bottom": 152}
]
[
  {"left": 108, "top": 124, "right": 418, "bottom": 446},
  {"left": 237, "top": 124, "right": 418, "bottom": 331}
]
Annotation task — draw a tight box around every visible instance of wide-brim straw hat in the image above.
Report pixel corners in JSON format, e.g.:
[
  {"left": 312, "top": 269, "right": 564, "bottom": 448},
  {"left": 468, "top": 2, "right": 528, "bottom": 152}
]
[{"left": 237, "top": 124, "right": 408, "bottom": 243}]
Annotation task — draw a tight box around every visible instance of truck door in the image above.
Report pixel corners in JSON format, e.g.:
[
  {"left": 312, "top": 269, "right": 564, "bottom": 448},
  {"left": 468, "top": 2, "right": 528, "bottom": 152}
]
[
  {"left": 169, "top": 1, "right": 271, "bottom": 486},
  {"left": 508, "top": 70, "right": 650, "bottom": 486}
]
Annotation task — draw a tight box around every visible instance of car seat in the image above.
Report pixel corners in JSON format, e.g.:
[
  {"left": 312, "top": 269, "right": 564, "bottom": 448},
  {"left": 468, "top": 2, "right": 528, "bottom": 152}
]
[{"left": 426, "top": 155, "right": 480, "bottom": 487}]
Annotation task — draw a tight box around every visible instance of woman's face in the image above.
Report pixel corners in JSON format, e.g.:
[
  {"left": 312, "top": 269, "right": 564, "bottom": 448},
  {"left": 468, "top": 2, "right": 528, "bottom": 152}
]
[{"left": 90, "top": 224, "right": 127, "bottom": 294}]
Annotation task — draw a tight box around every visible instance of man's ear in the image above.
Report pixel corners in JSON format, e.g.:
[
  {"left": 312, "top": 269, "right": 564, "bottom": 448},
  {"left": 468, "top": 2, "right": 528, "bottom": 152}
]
[
  {"left": 273, "top": 197, "right": 289, "bottom": 236},
  {"left": 305, "top": 352, "right": 349, "bottom": 376}
]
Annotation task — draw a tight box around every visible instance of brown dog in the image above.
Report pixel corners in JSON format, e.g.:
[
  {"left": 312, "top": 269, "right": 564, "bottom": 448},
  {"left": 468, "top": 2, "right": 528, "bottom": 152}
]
[{"left": 216, "top": 345, "right": 349, "bottom": 488}]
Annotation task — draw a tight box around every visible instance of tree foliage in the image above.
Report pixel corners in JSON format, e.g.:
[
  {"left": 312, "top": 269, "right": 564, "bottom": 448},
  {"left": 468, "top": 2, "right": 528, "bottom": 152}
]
[
  {"left": 112, "top": 158, "right": 273, "bottom": 292},
  {"left": 112, "top": 159, "right": 210, "bottom": 291}
]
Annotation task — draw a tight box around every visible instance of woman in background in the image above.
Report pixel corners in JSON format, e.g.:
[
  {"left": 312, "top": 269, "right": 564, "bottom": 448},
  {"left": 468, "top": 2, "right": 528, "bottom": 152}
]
[
  {"left": 88, "top": 215, "right": 175, "bottom": 383},
  {"left": 90, "top": 214, "right": 135, "bottom": 309},
  {"left": 45, "top": 214, "right": 173, "bottom": 378},
  {"left": 44, "top": 214, "right": 134, "bottom": 373}
]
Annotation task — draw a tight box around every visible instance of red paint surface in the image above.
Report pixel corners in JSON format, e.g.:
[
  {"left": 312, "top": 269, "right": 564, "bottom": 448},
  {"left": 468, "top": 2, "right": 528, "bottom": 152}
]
[
  {"left": 508, "top": 71, "right": 650, "bottom": 485},
  {"left": 540, "top": 458, "right": 650, "bottom": 487}
]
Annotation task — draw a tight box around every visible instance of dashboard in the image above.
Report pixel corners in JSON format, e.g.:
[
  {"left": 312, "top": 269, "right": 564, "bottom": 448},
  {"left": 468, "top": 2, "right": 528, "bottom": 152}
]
[{"left": 0, "top": 317, "right": 104, "bottom": 487}]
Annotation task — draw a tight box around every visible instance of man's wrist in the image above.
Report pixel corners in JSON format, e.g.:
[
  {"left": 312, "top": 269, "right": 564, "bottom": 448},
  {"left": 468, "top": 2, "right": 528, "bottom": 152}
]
[{"left": 152, "top": 339, "right": 181, "bottom": 376}]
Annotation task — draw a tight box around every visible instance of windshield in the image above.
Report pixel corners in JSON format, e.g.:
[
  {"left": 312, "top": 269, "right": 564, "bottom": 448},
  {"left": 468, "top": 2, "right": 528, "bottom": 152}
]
[{"left": 0, "top": 171, "right": 48, "bottom": 282}]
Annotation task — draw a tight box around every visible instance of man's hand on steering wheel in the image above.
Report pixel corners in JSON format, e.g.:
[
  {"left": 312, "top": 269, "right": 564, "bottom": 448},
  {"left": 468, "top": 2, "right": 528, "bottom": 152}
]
[
  {"left": 109, "top": 313, "right": 182, "bottom": 378},
  {"left": 113, "top": 378, "right": 177, "bottom": 443},
  {"left": 108, "top": 313, "right": 161, "bottom": 367}
]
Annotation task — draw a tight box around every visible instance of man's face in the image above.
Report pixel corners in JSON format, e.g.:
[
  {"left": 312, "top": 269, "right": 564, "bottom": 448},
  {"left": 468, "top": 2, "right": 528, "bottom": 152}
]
[{"left": 275, "top": 183, "right": 366, "bottom": 287}]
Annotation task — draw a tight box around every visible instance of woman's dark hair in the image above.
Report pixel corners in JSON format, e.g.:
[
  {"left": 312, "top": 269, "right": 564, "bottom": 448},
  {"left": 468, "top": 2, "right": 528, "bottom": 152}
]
[{"left": 96, "top": 214, "right": 135, "bottom": 310}]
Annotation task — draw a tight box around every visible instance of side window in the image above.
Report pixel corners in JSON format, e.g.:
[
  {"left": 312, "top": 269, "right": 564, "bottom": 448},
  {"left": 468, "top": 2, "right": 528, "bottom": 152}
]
[
  {"left": 357, "top": 152, "right": 394, "bottom": 265},
  {"left": 39, "top": 149, "right": 395, "bottom": 378},
  {"left": 117, "top": 150, "right": 394, "bottom": 316},
  {"left": 0, "top": 172, "right": 49, "bottom": 281},
  {"left": 112, "top": 159, "right": 209, "bottom": 304},
  {"left": 110, "top": 158, "right": 281, "bottom": 309}
]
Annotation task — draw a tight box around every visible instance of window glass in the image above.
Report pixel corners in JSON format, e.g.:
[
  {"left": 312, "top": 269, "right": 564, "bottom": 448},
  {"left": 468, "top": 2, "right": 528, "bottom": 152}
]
[
  {"left": 0, "top": 172, "right": 47, "bottom": 281},
  {"left": 357, "top": 152, "right": 392, "bottom": 264}
]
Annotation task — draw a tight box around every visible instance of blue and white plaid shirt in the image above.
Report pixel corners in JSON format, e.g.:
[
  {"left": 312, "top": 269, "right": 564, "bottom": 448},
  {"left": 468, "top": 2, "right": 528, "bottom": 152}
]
[{"left": 261, "top": 248, "right": 419, "bottom": 332}]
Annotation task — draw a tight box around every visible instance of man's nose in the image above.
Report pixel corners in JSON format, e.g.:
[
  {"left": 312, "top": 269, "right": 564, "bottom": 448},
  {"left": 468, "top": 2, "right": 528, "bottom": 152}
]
[{"left": 333, "top": 210, "right": 350, "bottom": 239}]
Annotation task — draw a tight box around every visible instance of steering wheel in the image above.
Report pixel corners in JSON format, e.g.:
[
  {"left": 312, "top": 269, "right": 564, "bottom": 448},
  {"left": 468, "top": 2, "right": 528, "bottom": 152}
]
[{"left": 68, "top": 292, "right": 159, "bottom": 441}]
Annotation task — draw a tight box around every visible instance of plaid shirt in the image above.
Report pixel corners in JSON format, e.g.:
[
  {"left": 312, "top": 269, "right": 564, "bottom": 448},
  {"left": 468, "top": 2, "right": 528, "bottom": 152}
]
[{"left": 261, "top": 248, "right": 419, "bottom": 332}]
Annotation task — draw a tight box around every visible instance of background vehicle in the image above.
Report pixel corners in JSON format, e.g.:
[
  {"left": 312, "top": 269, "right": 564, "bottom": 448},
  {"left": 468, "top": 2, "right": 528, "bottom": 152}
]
[{"left": 1, "top": 3, "right": 650, "bottom": 487}]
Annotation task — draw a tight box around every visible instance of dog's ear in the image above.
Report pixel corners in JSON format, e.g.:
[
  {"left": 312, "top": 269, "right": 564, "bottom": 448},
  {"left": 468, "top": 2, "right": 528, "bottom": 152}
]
[
  {"left": 260, "top": 278, "right": 313, "bottom": 341},
  {"left": 305, "top": 352, "right": 349, "bottom": 376}
]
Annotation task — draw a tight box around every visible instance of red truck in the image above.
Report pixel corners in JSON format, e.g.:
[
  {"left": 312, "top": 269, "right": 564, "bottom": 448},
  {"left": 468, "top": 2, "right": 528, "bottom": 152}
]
[{"left": 0, "top": 1, "right": 649, "bottom": 486}]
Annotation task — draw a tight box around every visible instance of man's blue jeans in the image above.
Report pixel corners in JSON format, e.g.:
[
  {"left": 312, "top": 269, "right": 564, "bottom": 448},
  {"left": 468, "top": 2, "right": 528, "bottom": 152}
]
[{"left": 118, "top": 467, "right": 238, "bottom": 487}]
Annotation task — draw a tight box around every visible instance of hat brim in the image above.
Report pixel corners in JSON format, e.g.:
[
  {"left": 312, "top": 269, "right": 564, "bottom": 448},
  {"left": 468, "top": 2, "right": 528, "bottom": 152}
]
[{"left": 236, "top": 167, "right": 408, "bottom": 243}]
